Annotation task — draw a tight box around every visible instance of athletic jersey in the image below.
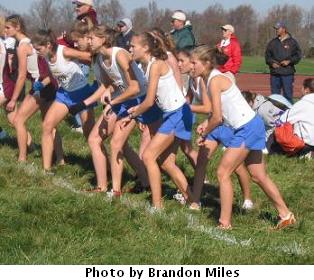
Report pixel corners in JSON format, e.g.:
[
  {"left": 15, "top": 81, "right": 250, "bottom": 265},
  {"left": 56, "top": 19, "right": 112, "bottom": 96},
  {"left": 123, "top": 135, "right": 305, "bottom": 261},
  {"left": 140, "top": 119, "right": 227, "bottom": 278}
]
[
  {"left": 48, "top": 45, "right": 87, "bottom": 92},
  {"left": 98, "top": 47, "right": 146, "bottom": 99},
  {"left": 145, "top": 58, "right": 186, "bottom": 112},
  {"left": 208, "top": 69, "right": 255, "bottom": 129},
  {"left": 0, "top": 38, "right": 5, "bottom": 85},
  {"left": 18, "top": 38, "right": 40, "bottom": 80},
  {"left": 189, "top": 76, "right": 203, "bottom": 103}
]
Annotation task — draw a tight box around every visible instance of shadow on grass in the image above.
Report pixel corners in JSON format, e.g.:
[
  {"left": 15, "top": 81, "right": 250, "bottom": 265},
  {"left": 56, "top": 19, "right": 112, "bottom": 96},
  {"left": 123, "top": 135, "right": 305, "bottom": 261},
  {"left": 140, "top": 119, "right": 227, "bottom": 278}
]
[{"left": 0, "top": 136, "right": 18, "bottom": 150}]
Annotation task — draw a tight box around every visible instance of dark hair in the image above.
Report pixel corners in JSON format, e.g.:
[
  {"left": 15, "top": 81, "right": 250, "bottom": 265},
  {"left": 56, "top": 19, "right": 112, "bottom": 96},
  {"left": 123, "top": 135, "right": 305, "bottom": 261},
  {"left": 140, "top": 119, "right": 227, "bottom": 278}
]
[
  {"left": 241, "top": 90, "right": 257, "bottom": 105},
  {"left": 5, "top": 14, "right": 27, "bottom": 34},
  {"left": 215, "top": 49, "right": 229, "bottom": 65},
  {"left": 177, "top": 48, "right": 192, "bottom": 58},
  {"left": 151, "top": 27, "right": 176, "bottom": 55},
  {"left": 303, "top": 78, "right": 314, "bottom": 93},
  {"left": 136, "top": 32, "right": 168, "bottom": 60},
  {"left": 91, "top": 25, "right": 118, "bottom": 48},
  {"left": 32, "top": 29, "right": 58, "bottom": 52}
]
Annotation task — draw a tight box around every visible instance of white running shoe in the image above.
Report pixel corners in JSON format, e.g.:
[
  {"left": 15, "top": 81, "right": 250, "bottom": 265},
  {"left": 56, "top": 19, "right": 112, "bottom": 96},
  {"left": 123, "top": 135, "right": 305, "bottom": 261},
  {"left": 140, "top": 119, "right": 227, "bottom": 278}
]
[
  {"left": 173, "top": 192, "right": 186, "bottom": 205},
  {"left": 242, "top": 199, "right": 254, "bottom": 210}
]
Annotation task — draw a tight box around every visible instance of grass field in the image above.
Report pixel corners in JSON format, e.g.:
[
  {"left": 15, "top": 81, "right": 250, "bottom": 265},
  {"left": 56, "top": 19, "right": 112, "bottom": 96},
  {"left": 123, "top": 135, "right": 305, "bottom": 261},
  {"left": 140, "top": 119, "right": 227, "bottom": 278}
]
[
  {"left": 0, "top": 105, "right": 313, "bottom": 265},
  {"left": 241, "top": 56, "right": 314, "bottom": 75}
]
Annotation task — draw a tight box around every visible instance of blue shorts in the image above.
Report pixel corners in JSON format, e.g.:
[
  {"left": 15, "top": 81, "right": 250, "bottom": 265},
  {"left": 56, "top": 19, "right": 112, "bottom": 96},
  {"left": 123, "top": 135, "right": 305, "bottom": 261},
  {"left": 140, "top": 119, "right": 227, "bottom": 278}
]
[
  {"left": 158, "top": 103, "right": 193, "bottom": 141},
  {"left": 112, "top": 98, "right": 139, "bottom": 118},
  {"left": 206, "top": 124, "right": 234, "bottom": 147},
  {"left": 227, "top": 115, "right": 266, "bottom": 150},
  {"left": 136, "top": 95, "right": 162, "bottom": 124},
  {"left": 56, "top": 84, "right": 94, "bottom": 108}
]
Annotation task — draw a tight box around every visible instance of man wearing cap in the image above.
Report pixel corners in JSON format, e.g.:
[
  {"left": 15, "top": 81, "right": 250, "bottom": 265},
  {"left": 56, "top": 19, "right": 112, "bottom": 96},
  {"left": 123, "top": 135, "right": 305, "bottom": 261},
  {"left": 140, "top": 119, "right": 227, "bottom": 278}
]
[
  {"left": 216, "top": 24, "right": 242, "bottom": 81},
  {"left": 72, "top": 0, "right": 98, "bottom": 24},
  {"left": 265, "top": 21, "right": 302, "bottom": 103},
  {"left": 170, "top": 10, "right": 196, "bottom": 51},
  {"left": 116, "top": 18, "right": 134, "bottom": 51}
]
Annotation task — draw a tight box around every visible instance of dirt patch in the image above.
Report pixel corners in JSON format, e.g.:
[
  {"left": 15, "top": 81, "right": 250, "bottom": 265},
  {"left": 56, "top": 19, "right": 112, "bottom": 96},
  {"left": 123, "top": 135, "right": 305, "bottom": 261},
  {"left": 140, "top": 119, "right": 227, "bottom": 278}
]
[{"left": 236, "top": 73, "right": 312, "bottom": 98}]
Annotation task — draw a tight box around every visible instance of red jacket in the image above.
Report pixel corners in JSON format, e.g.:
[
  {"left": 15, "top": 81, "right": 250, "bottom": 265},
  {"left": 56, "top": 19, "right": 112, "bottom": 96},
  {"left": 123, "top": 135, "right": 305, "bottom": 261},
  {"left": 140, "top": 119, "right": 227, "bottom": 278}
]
[{"left": 217, "top": 34, "right": 242, "bottom": 74}]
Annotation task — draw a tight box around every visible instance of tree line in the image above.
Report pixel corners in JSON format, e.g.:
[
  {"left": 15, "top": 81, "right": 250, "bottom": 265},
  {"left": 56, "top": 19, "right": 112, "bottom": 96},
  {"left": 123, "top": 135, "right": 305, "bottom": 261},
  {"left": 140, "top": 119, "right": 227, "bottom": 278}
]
[{"left": 1, "top": 0, "right": 314, "bottom": 57}]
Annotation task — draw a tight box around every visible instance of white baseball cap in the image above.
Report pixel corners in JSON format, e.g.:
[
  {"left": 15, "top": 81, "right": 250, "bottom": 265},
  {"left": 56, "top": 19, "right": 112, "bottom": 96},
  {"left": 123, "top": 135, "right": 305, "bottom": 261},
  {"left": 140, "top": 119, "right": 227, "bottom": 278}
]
[
  {"left": 72, "top": 0, "right": 94, "bottom": 6},
  {"left": 221, "top": 24, "right": 235, "bottom": 33},
  {"left": 172, "top": 11, "right": 186, "bottom": 22}
]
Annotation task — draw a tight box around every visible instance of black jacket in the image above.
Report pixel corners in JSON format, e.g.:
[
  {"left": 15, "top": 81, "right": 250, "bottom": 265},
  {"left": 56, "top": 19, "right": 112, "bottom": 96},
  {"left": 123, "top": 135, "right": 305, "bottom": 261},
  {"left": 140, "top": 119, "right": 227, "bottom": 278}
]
[
  {"left": 116, "top": 30, "right": 134, "bottom": 51},
  {"left": 265, "top": 34, "right": 302, "bottom": 75}
]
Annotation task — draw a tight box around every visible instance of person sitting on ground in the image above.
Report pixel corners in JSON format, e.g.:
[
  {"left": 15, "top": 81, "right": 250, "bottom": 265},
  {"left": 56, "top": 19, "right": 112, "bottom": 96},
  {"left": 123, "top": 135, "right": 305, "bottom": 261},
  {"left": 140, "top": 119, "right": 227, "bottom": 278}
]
[
  {"left": 242, "top": 91, "right": 292, "bottom": 145},
  {"left": 271, "top": 78, "right": 314, "bottom": 158}
]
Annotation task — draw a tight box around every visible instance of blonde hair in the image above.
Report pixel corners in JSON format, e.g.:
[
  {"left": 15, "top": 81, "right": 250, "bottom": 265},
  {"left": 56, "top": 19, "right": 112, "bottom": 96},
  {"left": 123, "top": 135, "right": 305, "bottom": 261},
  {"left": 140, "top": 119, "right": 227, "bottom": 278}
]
[
  {"left": 0, "top": 16, "right": 5, "bottom": 36},
  {"left": 5, "top": 14, "right": 27, "bottom": 35},
  {"left": 191, "top": 45, "right": 218, "bottom": 70},
  {"left": 91, "top": 25, "right": 118, "bottom": 48},
  {"left": 71, "top": 18, "right": 94, "bottom": 39}
]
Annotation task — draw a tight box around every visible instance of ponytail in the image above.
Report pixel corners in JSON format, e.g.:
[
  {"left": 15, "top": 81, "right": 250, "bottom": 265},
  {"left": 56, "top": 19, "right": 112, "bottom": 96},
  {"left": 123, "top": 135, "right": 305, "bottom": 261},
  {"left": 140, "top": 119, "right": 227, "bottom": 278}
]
[{"left": 137, "top": 32, "right": 168, "bottom": 60}]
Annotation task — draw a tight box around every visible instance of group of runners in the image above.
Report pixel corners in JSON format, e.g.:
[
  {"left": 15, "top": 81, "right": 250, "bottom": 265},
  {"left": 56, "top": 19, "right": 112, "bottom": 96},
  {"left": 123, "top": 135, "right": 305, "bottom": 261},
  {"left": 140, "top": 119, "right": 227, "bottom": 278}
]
[{"left": 0, "top": 13, "right": 296, "bottom": 230}]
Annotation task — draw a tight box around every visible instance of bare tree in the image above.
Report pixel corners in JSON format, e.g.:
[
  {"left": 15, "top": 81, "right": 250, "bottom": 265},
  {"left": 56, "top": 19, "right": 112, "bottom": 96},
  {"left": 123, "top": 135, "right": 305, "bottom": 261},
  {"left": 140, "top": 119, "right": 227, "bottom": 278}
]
[
  {"left": 29, "top": 0, "right": 58, "bottom": 30},
  {"left": 97, "top": 0, "right": 124, "bottom": 26}
]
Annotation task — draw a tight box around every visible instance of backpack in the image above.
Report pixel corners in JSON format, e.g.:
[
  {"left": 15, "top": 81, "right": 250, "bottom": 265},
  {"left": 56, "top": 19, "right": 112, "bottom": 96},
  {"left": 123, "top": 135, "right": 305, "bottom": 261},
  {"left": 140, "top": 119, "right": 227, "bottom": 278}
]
[{"left": 274, "top": 111, "right": 305, "bottom": 155}]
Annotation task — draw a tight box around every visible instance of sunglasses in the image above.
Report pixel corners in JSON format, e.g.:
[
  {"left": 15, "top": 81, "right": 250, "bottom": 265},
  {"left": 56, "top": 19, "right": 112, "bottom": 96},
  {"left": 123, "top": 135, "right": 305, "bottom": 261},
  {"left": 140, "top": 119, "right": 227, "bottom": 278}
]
[{"left": 76, "top": 3, "right": 85, "bottom": 8}]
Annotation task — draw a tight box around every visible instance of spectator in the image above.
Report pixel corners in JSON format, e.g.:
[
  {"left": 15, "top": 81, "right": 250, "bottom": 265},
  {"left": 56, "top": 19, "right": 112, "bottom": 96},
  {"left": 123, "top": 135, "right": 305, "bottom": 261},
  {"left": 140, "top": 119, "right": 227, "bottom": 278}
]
[
  {"left": 72, "top": 0, "right": 98, "bottom": 24},
  {"left": 58, "top": 0, "right": 98, "bottom": 47},
  {"left": 276, "top": 78, "right": 314, "bottom": 158},
  {"left": 116, "top": 18, "right": 134, "bottom": 51},
  {"left": 216, "top": 24, "right": 242, "bottom": 81},
  {"left": 265, "top": 21, "right": 302, "bottom": 103},
  {"left": 170, "top": 10, "right": 196, "bottom": 51},
  {"left": 242, "top": 91, "right": 292, "bottom": 152}
]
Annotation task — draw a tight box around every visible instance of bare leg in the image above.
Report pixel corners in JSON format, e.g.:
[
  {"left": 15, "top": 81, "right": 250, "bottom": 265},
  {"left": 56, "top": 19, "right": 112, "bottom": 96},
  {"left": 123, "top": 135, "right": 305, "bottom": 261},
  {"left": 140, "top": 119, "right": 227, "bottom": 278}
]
[
  {"left": 235, "top": 163, "right": 252, "bottom": 201},
  {"left": 142, "top": 133, "right": 177, "bottom": 208},
  {"left": 88, "top": 113, "right": 117, "bottom": 191},
  {"left": 39, "top": 99, "right": 64, "bottom": 165},
  {"left": 245, "top": 151, "right": 290, "bottom": 218},
  {"left": 13, "top": 95, "right": 40, "bottom": 162},
  {"left": 159, "top": 139, "right": 192, "bottom": 201},
  {"left": 80, "top": 109, "right": 95, "bottom": 140},
  {"left": 217, "top": 146, "right": 250, "bottom": 227},
  {"left": 180, "top": 140, "right": 198, "bottom": 169},
  {"left": 110, "top": 118, "right": 137, "bottom": 193},
  {"left": 42, "top": 102, "right": 69, "bottom": 170},
  {"left": 191, "top": 140, "right": 219, "bottom": 204}
]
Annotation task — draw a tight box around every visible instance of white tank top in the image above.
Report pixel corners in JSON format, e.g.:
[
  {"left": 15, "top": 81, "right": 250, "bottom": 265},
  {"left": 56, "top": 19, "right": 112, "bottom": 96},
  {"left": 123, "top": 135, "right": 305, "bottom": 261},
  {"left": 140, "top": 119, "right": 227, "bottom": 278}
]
[
  {"left": 18, "top": 37, "right": 40, "bottom": 80},
  {"left": 0, "top": 39, "right": 5, "bottom": 84},
  {"left": 189, "top": 76, "right": 203, "bottom": 103},
  {"left": 48, "top": 45, "right": 87, "bottom": 92},
  {"left": 145, "top": 58, "right": 186, "bottom": 112},
  {"left": 99, "top": 47, "right": 146, "bottom": 99},
  {"left": 208, "top": 69, "right": 255, "bottom": 129}
]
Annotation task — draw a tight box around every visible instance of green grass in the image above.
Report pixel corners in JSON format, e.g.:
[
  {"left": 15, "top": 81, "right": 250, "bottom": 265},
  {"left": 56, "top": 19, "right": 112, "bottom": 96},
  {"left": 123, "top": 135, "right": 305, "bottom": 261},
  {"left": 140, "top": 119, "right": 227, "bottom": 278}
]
[
  {"left": 0, "top": 107, "right": 313, "bottom": 265},
  {"left": 241, "top": 56, "right": 314, "bottom": 75}
]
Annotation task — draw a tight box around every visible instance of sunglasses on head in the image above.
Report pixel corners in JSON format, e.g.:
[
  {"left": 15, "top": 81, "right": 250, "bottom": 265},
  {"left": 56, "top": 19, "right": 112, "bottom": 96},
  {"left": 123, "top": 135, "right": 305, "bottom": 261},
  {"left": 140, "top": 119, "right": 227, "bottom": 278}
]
[{"left": 222, "top": 28, "right": 227, "bottom": 32}]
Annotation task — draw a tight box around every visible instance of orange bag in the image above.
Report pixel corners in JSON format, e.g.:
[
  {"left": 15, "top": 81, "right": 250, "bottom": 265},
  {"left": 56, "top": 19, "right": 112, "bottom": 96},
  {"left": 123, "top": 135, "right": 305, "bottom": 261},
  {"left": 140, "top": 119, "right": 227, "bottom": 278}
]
[{"left": 274, "top": 114, "right": 305, "bottom": 155}]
